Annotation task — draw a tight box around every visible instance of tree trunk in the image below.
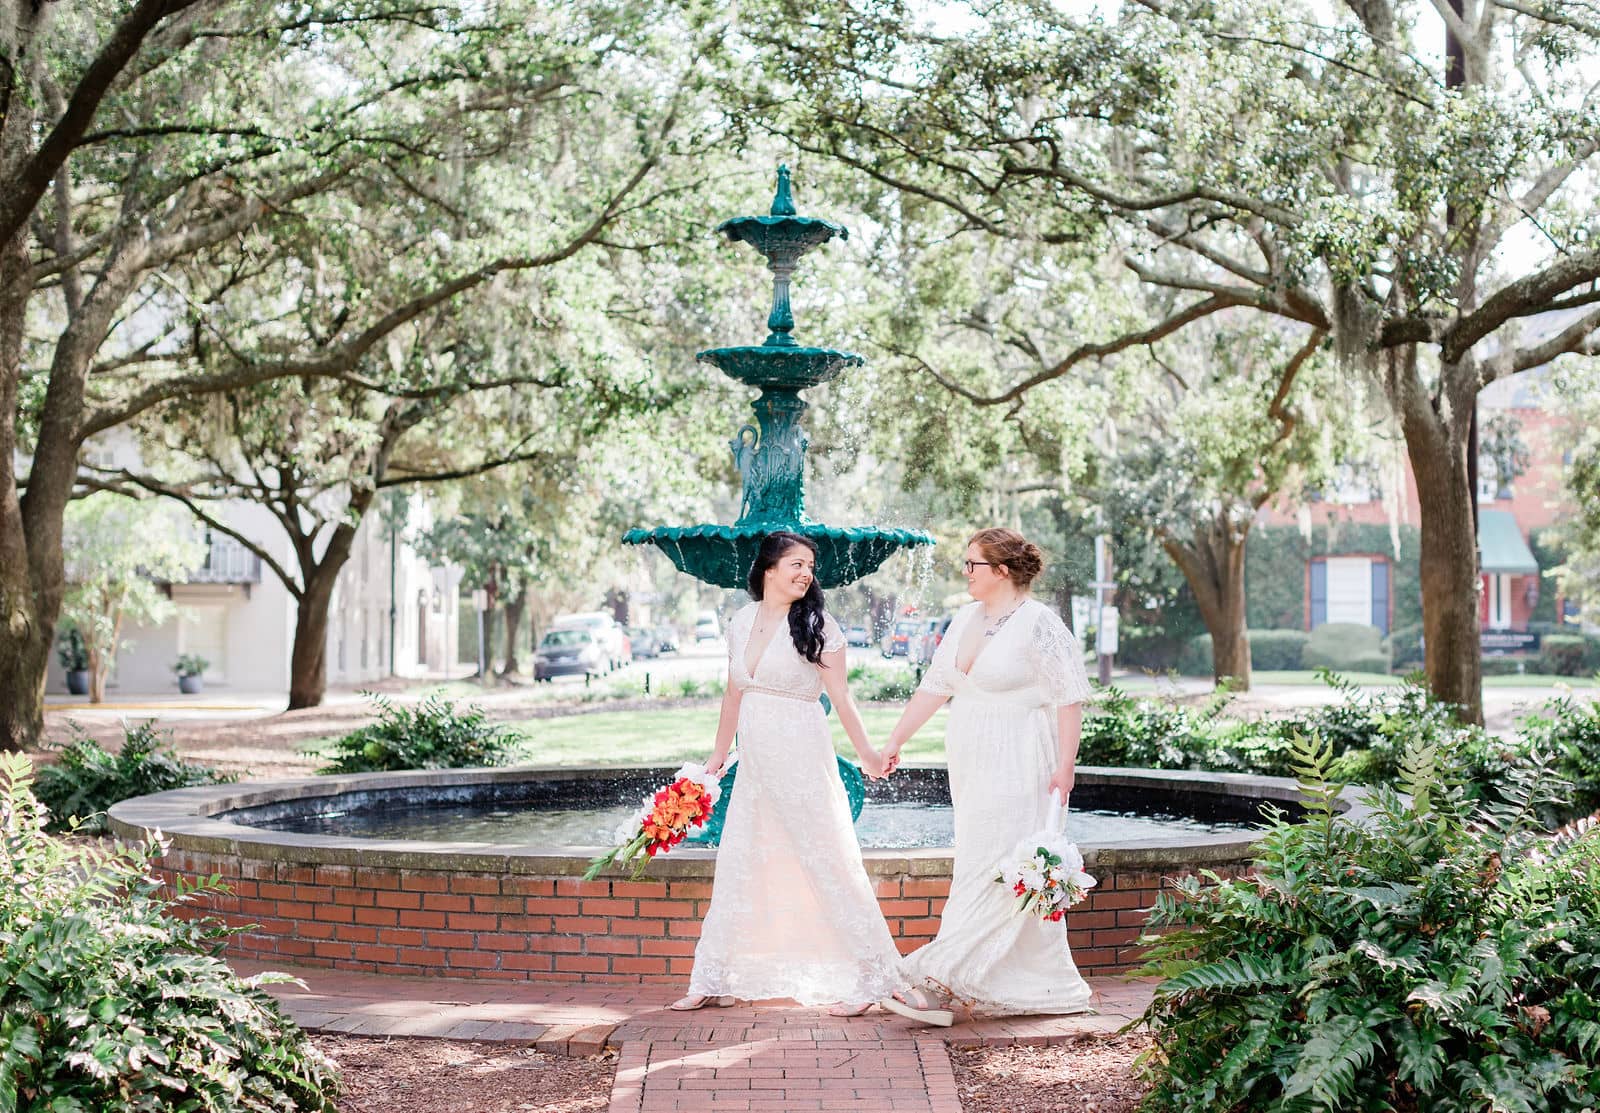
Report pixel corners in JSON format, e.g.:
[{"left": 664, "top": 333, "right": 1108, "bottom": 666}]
[
  {"left": 0, "top": 224, "right": 52, "bottom": 750},
  {"left": 88, "top": 645, "right": 107, "bottom": 703},
  {"left": 1163, "top": 513, "right": 1252, "bottom": 691},
  {"left": 287, "top": 571, "right": 338, "bottom": 710},
  {"left": 501, "top": 583, "right": 527, "bottom": 678},
  {"left": 1401, "top": 354, "right": 1483, "bottom": 723}
]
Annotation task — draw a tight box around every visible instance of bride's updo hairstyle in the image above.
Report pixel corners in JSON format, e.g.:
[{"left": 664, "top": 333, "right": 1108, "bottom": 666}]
[
  {"left": 747, "top": 531, "right": 828, "bottom": 664},
  {"left": 968, "top": 527, "right": 1045, "bottom": 590}
]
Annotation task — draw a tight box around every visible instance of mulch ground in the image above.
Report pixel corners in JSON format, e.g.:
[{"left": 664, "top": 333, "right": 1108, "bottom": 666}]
[
  {"left": 950, "top": 1034, "right": 1154, "bottom": 1112},
  {"left": 312, "top": 1036, "right": 615, "bottom": 1113}
]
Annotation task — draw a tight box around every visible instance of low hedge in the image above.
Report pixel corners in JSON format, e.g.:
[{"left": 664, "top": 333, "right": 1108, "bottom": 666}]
[
  {"left": 1539, "top": 634, "right": 1600, "bottom": 677},
  {"left": 1176, "top": 629, "right": 1311, "bottom": 676},
  {"left": 1302, "top": 622, "right": 1388, "bottom": 672}
]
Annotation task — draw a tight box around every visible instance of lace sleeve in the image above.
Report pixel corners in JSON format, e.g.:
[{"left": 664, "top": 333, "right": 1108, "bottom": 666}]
[
  {"left": 727, "top": 606, "right": 750, "bottom": 667},
  {"left": 1029, "top": 605, "right": 1093, "bottom": 706},
  {"left": 917, "top": 610, "right": 965, "bottom": 697},
  {"left": 821, "top": 613, "right": 846, "bottom": 654}
]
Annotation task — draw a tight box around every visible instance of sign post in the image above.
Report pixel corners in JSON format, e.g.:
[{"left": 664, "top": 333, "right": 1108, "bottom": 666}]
[{"left": 472, "top": 588, "right": 489, "bottom": 679}]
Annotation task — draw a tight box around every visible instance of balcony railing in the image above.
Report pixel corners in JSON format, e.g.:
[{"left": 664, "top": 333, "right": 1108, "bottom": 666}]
[{"left": 187, "top": 535, "right": 263, "bottom": 584}]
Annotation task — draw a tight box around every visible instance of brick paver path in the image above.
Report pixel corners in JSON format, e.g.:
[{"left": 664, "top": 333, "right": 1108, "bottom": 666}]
[{"left": 235, "top": 962, "right": 1155, "bottom": 1111}]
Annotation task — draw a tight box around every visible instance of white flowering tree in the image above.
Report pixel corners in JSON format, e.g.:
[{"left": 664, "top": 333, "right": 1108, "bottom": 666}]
[{"left": 58, "top": 495, "right": 204, "bottom": 703}]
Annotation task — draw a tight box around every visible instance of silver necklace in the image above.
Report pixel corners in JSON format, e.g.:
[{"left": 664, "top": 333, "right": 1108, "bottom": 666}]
[{"left": 982, "top": 599, "right": 1026, "bottom": 638}]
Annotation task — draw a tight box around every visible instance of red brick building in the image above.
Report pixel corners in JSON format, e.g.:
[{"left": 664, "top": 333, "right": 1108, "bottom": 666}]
[{"left": 1258, "top": 371, "right": 1577, "bottom": 643}]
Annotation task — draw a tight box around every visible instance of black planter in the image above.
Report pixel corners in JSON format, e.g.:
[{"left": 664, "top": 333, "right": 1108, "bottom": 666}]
[{"left": 65, "top": 669, "right": 89, "bottom": 696}]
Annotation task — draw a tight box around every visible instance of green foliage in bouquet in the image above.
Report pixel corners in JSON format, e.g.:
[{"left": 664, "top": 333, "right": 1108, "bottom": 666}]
[
  {"left": 317, "top": 693, "right": 521, "bottom": 774},
  {"left": 34, "top": 721, "right": 234, "bottom": 834},
  {"left": 0, "top": 754, "right": 339, "bottom": 1111},
  {"left": 1132, "top": 730, "right": 1600, "bottom": 1112}
]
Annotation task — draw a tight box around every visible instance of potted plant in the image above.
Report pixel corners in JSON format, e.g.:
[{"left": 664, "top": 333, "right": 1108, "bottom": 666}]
[
  {"left": 173, "top": 653, "right": 210, "bottom": 694},
  {"left": 57, "top": 626, "right": 90, "bottom": 696}
]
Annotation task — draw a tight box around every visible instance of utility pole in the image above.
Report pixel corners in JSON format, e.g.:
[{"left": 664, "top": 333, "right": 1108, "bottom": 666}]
[
  {"left": 1092, "top": 535, "right": 1117, "bottom": 685},
  {"left": 386, "top": 491, "right": 401, "bottom": 678}
]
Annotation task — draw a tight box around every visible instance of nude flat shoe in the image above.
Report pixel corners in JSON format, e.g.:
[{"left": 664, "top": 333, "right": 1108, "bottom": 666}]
[
  {"left": 878, "top": 987, "right": 955, "bottom": 1027},
  {"left": 669, "top": 994, "right": 737, "bottom": 1011},
  {"left": 826, "top": 1001, "right": 874, "bottom": 1017}
]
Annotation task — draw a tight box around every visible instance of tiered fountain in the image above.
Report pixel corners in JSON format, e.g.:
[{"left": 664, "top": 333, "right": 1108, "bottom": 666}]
[{"left": 622, "top": 166, "right": 934, "bottom": 586}]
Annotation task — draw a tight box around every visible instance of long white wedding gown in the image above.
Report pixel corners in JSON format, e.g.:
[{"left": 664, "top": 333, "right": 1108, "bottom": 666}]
[
  {"left": 685, "top": 605, "right": 904, "bottom": 1005},
  {"left": 900, "top": 598, "right": 1095, "bottom": 1016}
]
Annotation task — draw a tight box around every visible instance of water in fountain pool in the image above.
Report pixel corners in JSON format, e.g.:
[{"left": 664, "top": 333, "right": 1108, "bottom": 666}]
[{"left": 249, "top": 795, "right": 1257, "bottom": 849}]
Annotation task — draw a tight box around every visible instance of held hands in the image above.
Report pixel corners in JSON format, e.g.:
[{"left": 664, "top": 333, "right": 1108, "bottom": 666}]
[
  {"left": 881, "top": 738, "right": 904, "bottom": 777},
  {"left": 857, "top": 748, "right": 889, "bottom": 779}
]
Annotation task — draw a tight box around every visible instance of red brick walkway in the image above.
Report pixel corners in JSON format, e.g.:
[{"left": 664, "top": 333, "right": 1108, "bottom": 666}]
[{"left": 235, "top": 962, "right": 1155, "bottom": 1111}]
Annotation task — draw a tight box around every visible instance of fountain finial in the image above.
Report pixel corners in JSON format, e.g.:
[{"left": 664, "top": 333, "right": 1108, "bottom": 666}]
[{"left": 770, "top": 164, "right": 797, "bottom": 217}]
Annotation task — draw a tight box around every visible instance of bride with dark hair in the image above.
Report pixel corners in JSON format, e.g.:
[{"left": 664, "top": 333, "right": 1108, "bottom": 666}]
[{"left": 672, "top": 531, "right": 904, "bottom": 1017}]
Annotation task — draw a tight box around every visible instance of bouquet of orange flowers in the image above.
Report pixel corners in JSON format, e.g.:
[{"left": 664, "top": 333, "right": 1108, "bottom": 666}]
[{"left": 583, "top": 763, "right": 723, "bottom": 880}]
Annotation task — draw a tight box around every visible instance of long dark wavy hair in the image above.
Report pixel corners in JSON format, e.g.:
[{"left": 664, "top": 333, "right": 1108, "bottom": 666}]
[{"left": 747, "top": 531, "right": 828, "bottom": 665}]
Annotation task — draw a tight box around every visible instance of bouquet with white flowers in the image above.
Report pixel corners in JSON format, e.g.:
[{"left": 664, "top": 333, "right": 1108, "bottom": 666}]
[
  {"left": 584, "top": 762, "right": 724, "bottom": 880},
  {"left": 994, "top": 789, "right": 1096, "bottom": 922}
]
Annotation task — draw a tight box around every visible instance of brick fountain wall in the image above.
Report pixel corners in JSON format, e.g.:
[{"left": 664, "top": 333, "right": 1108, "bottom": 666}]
[{"left": 152, "top": 848, "right": 1245, "bottom": 982}]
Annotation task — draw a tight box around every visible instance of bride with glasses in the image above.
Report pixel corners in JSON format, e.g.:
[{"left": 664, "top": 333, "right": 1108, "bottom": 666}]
[{"left": 879, "top": 527, "right": 1094, "bottom": 1025}]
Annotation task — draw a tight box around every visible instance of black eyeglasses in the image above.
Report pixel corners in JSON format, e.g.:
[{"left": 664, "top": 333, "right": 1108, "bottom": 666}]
[{"left": 962, "top": 560, "right": 995, "bottom": 573}]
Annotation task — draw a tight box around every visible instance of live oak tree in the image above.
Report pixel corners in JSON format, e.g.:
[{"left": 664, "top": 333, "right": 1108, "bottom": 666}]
[
  {"left": 1, "top": 0, "right": 706, "bottom": 745},
  {"left": 799, "top": 175, "right": 1353, "bottom": 688},
  {"left": 748, "top": 0, "right": 1600, "bottom": 722},
  {"left": 1098, "top": 318, "right": 1351, "bottom": 690}
]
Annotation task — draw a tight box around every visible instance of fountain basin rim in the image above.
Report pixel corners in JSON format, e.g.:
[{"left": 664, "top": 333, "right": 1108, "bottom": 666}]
[
  {"left": 108, "top": 763, "right": 1373, "bottom": 876},
  {"left": 622, "top": 522, "right": 936, "bottom": 546},
  {"left": 716, "top": 214, "right": 849, "bottom": 241}
]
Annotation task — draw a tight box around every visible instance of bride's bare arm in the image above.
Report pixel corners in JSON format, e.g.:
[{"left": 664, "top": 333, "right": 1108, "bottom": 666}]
[
  {"left": 1047, "top": 701, "right": 1084, "bottom": 798},
  {"left": 705, "top": 669, "right": 743, "bottom": 776},
  {"left": 884, "top": 689, "right": 949, "bottom": 765},
  {"left": 819, "top": 647, "right": 884, "bottom": 776}
]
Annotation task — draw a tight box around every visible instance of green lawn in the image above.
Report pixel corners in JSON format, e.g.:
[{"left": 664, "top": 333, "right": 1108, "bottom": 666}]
[
  {"left": 506, "top": 706, "right": 950, "bottom": 766},
  {"left": 301, "top": 705, "right": 951, "bottom": 768}
]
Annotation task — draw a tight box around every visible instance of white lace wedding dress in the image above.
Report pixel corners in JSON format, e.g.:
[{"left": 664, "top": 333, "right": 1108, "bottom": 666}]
[
  {"left": 685, "top": 605, "right": 904, "bottom": 1005},
  {"left": 900, "top": 598, "right": 1095, "bottom": 1016}
]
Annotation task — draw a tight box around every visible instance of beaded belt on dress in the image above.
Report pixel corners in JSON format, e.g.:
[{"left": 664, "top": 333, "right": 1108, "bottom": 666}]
[{"left": 736, "top": 680, "right": 821, "bottom": 703}]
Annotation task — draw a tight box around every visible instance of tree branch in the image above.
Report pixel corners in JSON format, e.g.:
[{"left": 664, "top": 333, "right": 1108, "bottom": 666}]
[
  {"left": 78, "top": 467, "right": 305, "bottom": 598},
  {"left": 0, "top": 0, "right": 207, "bottom": 247},
  {"left": 1443, "top": 245, "right": 1600, "bottom": 362},
  {"left": 1496, "top": 305, "right": 1600, "bottom": 380}
]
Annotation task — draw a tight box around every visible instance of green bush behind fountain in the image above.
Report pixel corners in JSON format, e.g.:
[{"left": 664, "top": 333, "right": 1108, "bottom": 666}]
[{"left": 622, "top": 166, "right": 933, "bottom": 588}]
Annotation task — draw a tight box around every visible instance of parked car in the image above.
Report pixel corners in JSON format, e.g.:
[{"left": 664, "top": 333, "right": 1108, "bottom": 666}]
[
  {"left": 845, "top": 624, "right": 872, "bottom": 648},
  {"left": 880, "top": 619, "right": 921, "bottom": 658},
  {"left": 654, "top": 626, "right": 680, "bottom": 653},
  {"left": 552, "top": 612, "right": 630, "bottom": 670},
  {"left": 912, "top": 615, "right": 953, "bottom": 665},
  {"left": 534, "top": 628, "right": 606, "bottom": 680},
  {"left": 694, "top": 610, "right": 720, "bottom": 642},
  {"left": 627, "top": 626, "right": 659, "bottom": 659}
]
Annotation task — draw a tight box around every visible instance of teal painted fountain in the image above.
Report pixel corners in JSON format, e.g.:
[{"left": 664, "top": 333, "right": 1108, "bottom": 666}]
[{"left": 622, "top": 166, "right": 934, "bottom": 587}]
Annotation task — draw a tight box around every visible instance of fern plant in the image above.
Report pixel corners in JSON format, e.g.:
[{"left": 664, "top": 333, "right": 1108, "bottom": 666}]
[
  {"left": 316, "top": 692, "right": 522, "bottom": 773},
  {"left": 34, "top": 721, "right": 234, "bottom": 834},
  {"left": 1133, "top": 727, "right": 1600, "bottom": 1112},
  {"left": 0, "top": 753, "right": 339, "bottom": 1111}
]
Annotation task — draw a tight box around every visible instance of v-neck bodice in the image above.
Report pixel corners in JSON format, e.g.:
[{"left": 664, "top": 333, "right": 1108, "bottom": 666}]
[
  {"left": 729, "top": 603, "right": 845, "bottom": 701},
  {"left": 918, "top": 599, "right": 1093, "bottom": 709}
]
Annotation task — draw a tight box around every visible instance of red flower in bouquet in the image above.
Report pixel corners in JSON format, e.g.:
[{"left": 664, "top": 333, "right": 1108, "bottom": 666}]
[{"left": 584, "top": 764, "right": 723, "bottom": 880}]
